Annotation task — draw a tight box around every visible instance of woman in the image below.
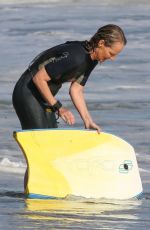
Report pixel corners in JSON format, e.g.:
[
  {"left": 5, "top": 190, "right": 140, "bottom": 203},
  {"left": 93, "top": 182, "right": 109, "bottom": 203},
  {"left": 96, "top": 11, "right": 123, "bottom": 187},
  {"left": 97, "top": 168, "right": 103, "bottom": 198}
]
[{"left": 12, "top": 24, "right": 127, "bottom": 133}]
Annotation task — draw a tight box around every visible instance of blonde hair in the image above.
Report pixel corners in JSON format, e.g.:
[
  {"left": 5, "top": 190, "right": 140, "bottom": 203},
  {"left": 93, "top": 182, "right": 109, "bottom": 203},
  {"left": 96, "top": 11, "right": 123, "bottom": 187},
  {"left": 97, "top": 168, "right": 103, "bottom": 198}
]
[{"left": 86, "top": 24, "right": 127, "bottom": 51}]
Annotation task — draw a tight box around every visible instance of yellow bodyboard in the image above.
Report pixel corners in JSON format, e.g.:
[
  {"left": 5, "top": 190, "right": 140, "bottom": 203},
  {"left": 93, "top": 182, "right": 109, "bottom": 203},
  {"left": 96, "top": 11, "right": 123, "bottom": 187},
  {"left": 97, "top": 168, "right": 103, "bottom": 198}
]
[{"left": 14, "top": 129, "right": 143, "bottom": 199}]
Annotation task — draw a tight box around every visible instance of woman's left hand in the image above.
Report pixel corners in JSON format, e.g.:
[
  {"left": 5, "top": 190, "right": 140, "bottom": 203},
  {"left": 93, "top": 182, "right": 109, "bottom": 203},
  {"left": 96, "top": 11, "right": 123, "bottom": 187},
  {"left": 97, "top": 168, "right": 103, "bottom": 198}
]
[{"left": 85, "top": 120, "right": 101, "bottom": 134}]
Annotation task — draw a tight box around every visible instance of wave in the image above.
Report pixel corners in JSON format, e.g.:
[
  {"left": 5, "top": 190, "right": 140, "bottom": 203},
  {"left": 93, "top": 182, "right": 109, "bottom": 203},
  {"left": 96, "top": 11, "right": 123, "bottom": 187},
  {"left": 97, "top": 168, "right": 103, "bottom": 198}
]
[
  {"left": 32, "top": 30, "right": 74, "bottom": 40},
  {"left": 0, "top": 158, "right": 26, "bottom": 174},
  {"left": 0, "top": 190, "right": 24, "bottom": 198},
  {"left": 1, "top": 0, "right": 150, "bottom": 5},
  {"left": 0, "top": 0, "right": 63, "bottom": 4},
  {"left": 115, "top": 85, "right": 149, "bottom": 90},
  {"left": 0, "top": 190, "right": 146, "bottom": 202},
  {"left": 84, "top": 100, "right": 150, "bottom": 111}
]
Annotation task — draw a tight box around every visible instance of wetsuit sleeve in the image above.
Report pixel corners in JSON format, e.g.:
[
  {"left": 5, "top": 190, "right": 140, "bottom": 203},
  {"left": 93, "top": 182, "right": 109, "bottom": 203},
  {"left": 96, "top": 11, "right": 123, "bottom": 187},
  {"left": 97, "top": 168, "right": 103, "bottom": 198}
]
[
  {"left": 44, "top": 51, "right": 83, "bottom": 82},
  {"left": 76, "top": 61, "right": 98, "bottom": 86},
  {"left": 75, "top": 74, "right": 89, "bottom": 86},
  {"left": 75, "top": 62, "right": 97, "bottom": 86},
  {"left": 44, "top": 57, "right": 67, "bottom": 80}
]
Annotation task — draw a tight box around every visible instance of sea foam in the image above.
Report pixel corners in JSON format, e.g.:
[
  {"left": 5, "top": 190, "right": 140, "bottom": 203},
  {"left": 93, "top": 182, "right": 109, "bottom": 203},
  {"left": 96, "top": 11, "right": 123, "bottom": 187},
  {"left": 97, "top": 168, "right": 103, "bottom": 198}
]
[{"left": 0, "top": 158, "right": 26, "bottom": 174}]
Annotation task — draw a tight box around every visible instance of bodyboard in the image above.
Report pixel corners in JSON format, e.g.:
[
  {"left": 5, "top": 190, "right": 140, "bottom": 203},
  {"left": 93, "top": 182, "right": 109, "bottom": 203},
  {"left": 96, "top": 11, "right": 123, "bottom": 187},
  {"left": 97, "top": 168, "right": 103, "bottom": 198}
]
[{"left": 13, "top": 129, "right": 143, "bottom": 199}]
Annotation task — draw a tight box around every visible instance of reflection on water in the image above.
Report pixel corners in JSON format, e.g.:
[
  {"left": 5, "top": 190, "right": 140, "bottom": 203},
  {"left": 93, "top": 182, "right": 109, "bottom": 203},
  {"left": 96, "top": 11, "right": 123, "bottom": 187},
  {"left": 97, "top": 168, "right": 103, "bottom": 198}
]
[
  {"left": 0, "top": 192, "right": 149, "bottom": 230},
  {"left": 15, "top": 197, "right": 143, "bottom": 229}
]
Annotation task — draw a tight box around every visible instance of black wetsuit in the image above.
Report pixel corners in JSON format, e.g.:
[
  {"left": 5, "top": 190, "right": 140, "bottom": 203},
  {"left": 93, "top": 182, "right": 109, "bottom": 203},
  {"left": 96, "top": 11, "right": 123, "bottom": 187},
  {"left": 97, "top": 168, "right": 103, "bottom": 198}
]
[{"left": 12, "top": 41, "right": 98, "bottom": 129}]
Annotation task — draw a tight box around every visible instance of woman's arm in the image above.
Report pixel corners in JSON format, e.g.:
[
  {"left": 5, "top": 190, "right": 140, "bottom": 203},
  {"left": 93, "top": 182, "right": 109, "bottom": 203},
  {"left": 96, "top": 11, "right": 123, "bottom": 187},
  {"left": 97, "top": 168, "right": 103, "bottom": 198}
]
[
  {"left": 32, "top": 67, "right": 75, "bottom": 125},
  {"left": 69, "top": 81, "right": 101, "bottom": 133},
  {"left": 32, "top": 67, "right": 57, "bottom": 105}
]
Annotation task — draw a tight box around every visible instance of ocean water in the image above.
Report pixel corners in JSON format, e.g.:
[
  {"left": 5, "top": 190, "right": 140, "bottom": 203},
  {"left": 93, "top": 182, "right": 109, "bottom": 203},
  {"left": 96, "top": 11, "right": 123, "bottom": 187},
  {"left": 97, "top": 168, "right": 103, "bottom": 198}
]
[{"left": 0, "top": 0, "right": 150, "bottom": 229}]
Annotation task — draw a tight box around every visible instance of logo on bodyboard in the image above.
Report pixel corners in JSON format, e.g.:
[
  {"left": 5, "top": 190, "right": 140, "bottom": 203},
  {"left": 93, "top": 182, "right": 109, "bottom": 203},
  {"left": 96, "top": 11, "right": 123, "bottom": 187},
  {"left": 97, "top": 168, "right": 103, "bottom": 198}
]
[{"left": 119, "top": 160, "right": 133, "bottom": 173}]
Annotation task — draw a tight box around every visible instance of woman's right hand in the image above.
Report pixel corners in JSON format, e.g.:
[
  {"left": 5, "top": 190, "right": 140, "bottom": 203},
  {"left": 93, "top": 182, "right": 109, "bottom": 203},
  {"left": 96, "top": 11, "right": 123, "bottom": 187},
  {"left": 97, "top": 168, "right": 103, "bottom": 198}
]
[{"left": 58, "top": 107, "right": 75, "bottom": 125}]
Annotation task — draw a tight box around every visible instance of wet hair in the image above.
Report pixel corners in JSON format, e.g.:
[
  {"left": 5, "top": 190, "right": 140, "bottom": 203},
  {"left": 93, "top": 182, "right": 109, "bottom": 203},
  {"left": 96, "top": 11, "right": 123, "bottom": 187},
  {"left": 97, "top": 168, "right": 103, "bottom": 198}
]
[{"left": 85, "top": 24, "right": 127, "bottom": 52}]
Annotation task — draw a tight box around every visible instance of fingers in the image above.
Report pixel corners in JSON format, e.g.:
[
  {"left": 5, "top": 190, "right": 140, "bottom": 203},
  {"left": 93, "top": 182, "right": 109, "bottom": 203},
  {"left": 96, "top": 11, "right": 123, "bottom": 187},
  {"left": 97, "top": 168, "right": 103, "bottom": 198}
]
[
  {"left": 91, "top": 123, "right": 101, "bottom": 134},
  {"left": 85, "top": 121, "right": 102, "bottom": 134},
  {"left": 95, "top": 125, "right": 101, "bottom": 134},
  {"left": 63, "top": 111, "right": 75, "bottom": 125},
  {"left": 58, "top": 107, "right": 75, "bottom": 125}
]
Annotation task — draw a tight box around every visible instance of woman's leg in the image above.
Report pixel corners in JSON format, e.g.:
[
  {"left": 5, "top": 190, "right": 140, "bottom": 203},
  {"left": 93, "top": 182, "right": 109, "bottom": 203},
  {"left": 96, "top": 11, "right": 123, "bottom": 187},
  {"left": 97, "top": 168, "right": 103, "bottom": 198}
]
[{"left": 12, "top": 73, "right": 58, "bottom": 189}]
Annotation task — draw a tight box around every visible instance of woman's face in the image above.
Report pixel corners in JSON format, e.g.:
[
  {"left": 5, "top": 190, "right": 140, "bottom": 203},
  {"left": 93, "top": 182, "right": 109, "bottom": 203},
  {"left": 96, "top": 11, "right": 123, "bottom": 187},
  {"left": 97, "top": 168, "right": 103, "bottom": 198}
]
[{"left": 93, "top": 40, "right": 124, "bottom": 63}]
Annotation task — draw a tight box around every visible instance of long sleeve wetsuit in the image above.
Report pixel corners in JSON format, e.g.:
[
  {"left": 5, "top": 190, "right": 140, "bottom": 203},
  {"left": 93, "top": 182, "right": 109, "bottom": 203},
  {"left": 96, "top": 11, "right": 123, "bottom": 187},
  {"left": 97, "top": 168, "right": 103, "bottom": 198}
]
[{"left": 12, "top": 41, "right": 97, "bottom": 129}]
